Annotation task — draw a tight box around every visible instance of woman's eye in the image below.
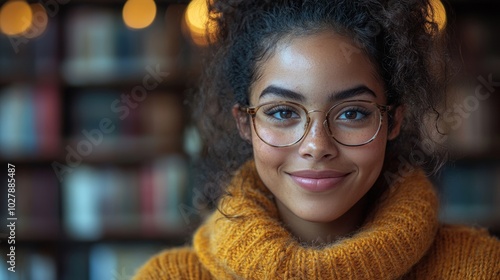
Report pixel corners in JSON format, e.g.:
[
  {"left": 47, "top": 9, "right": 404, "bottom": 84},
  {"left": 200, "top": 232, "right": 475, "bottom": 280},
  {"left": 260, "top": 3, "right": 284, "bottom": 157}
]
[
  {"left": 273, "top": 110, "right": 297, "bottom": 120},
  {"left": 338, "top": 110, "right": 366, "bottom": 120},
  {"left": 265, "top": 106, "right": 301, "bottom": 121}
]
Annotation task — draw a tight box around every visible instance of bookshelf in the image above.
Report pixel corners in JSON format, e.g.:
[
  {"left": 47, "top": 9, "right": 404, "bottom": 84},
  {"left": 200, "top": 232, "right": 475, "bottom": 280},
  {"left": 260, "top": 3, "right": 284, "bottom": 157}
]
[
  {"left": 433, "top": 0, "right": 500, "bottom": 236},
  {"left": 0, "top": 1, "right": 201, "bottom": 279},
  {"left": 0, "top": 0, "right": 498, "bottom": 279}
]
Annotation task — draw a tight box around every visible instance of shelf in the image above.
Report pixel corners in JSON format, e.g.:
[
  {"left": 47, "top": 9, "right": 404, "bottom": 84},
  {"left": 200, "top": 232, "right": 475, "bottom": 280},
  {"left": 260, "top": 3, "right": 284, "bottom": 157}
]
[
  {"left": 448, "top": 151, "right": 500, "bottom": 164},
  {"left": 0, "top": 2, "right": 199, "bottom": 279},
  {"left": 13, "top": 230, "right": 196, "bottom": 246},
  {"left": 61, "top": 136, "right": 185, "bottom": 164},
  {"left": 61, "top": 59, "right": 189, "bottom": 89},
  {"left": 440, "top": 208, "right": 500, "bottom": 229}
]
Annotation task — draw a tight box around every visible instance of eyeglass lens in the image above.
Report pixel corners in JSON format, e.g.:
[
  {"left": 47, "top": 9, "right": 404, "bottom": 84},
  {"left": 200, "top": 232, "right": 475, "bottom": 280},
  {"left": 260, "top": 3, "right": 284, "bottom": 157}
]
[{"left": 252, "top": 101, "right": 382, "bottom": 147}]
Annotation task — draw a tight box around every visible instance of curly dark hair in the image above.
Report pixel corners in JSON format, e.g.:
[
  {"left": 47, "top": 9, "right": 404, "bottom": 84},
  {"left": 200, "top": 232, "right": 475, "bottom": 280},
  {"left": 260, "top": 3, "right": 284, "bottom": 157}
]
[{"left": 190, "top": 0, "right": 456, "bottom": 207}]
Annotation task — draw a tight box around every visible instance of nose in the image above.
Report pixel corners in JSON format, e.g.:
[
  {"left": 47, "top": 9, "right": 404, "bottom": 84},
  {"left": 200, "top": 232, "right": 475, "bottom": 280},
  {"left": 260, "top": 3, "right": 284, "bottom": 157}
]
[{"left": 297, "top": 113, "right": 339, "bottom": 160}]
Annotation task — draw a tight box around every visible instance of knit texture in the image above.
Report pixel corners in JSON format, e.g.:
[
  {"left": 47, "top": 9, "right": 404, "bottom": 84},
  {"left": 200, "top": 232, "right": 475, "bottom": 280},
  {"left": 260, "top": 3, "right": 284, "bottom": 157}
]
[{"left": 133, "top": 161, "right": 500, "bottom": 279}]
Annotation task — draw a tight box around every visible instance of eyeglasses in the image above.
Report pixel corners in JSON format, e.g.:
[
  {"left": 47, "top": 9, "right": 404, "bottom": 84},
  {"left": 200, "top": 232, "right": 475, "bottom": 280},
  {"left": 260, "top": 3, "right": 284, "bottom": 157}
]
[{"left": 240, "top": 100, "right": 392, "bottom": 147}]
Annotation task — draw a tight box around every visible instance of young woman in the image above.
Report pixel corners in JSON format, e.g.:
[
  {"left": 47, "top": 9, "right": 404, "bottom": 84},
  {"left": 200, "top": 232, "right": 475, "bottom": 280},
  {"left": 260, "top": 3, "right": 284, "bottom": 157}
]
[{"left": 134, "top": 0, "right": 500, "bottom": 278}]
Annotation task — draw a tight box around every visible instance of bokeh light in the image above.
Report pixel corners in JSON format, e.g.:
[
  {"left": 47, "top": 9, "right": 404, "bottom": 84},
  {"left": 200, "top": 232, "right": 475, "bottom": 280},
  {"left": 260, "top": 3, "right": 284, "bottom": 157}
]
[
  {"left": 122, "top": 0, "right": 157, "bottom": 29},
  {"left": 184, "top": 0, "right": 216, "bottom": 46},
  {"left": 0, "top": 0, "right": 33, "bottom": 36},
  {"left": 24, "top": 3, "right": 48, "bottom": 39},
  {"left": 429, "top": 0, "right": 447, "bottom": 31}
]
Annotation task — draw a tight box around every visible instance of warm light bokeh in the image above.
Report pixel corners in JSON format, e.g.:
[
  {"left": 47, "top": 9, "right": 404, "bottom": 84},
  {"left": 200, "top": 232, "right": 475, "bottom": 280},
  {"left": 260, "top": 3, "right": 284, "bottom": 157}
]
[
  {"left": 24, "top": 3, "right": 48, "bottom": 39},
  {"left": 184, "top": 0, "right": 215, "bottom": 46},
  {"left": 429, "top": 0, "right": 447, "bottom": 31},
  {"left": 123, "top": 0, "right": 157, "bottom": 29},
  {"left": 0, "top": 0, "right": 33, "bottom": 36}
]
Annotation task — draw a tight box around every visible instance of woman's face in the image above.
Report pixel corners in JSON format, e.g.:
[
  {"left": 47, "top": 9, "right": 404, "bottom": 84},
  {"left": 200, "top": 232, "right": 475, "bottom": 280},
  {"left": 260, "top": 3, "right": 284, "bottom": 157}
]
[{"left": 237, "top": 31, "right": 401, "bottom": 224}]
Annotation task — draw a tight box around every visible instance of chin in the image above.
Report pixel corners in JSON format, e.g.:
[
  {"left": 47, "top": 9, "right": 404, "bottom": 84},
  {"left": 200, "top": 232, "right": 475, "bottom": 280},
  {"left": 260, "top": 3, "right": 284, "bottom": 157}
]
[{"left": 303, "top": 213, "right": 344, "bottom": 224}]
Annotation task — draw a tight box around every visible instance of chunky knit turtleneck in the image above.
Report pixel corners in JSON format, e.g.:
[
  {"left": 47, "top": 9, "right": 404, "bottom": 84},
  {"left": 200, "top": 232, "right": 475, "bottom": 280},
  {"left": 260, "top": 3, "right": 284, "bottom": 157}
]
[{"left": 133, "top": 161, "right": 500, "bottom": 279}]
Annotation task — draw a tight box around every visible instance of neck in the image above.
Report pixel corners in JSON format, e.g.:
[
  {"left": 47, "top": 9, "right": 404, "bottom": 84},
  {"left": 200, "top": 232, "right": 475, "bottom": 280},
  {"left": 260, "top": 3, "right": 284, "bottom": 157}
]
[{"left": 276, "top": 195, "right": 368, "bottom": 245}]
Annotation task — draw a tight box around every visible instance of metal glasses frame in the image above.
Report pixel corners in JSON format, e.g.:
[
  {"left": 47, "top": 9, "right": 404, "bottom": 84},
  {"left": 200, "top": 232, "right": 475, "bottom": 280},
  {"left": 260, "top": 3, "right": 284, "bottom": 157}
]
[{"left": 240, "top": 100, "right": 392, "bottom": 147}]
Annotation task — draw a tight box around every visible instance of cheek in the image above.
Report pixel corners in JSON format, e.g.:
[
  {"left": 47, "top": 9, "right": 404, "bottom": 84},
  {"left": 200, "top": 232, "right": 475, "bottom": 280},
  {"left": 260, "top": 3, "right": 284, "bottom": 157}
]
[
  {"left": 252, "top": 134, "right": 286, "bottom": 168},
  {"left": 346, "top": 126, "right": 388, "bottom": 178},
  {"left": 251, "top": 132, "right": 293, "bottom": 189}
]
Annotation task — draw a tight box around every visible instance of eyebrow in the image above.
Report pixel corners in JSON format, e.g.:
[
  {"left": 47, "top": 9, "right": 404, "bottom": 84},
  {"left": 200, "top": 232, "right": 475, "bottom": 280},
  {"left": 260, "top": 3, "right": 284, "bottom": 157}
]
[
  {"left": 259, "top": 85, "right": 377, "bottom": 102},
  {"left": 259, "top": 86, "right": 305, "bottom": 102}
]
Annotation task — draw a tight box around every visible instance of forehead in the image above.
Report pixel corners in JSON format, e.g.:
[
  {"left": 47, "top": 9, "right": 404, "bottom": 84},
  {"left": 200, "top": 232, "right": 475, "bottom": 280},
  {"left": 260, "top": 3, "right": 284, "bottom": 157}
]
[{"left": 250, "top": 31, "right": 385, "bottom": 105}]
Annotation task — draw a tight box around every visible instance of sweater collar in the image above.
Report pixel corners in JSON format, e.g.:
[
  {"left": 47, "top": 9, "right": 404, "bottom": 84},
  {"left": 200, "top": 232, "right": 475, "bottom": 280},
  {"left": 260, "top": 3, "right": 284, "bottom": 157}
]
[{"left": 193, "top": 161, "right": 439, "bottom": 279}]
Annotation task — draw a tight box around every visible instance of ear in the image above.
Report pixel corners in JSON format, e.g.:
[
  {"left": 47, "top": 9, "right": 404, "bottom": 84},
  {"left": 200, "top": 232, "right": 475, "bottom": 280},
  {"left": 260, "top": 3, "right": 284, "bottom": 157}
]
[
  {"left": 232, "top": 104, "right": 252, "bottom": 142},
  {"left": 388, "top": 105, "right": 405, "bottom": 140}
]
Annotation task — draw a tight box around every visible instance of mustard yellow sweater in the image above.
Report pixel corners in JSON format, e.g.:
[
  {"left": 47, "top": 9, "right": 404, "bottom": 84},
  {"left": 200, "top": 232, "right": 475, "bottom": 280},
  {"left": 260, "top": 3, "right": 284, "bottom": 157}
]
[{"left": 133, "top": 161, "right": 500, "bottom": 279}]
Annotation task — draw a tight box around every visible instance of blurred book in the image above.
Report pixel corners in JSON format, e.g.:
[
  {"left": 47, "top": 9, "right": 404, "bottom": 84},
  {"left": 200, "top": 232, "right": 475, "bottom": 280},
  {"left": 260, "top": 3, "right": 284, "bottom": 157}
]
[
  {"left": 63, "top": 165, "right": 103, "bottom": 240},
  {"left": 62, "top": 248, "right": 87, "bottom": 280},
  {"left": 62, "top": 7, "right": 170, "bottom": 86},
  {"left": 139, "top": 92, "right": 185, "bottom": 153},
  {"left": 0, "top": 250, "right": 56, "bottom": 280},
  {"left": 100, "top": 166, "right": 141, "bottom": 236},
  {"left": 63, "top": 8, "right": 117, "bottom": 85},
  {"left": 140, "top": 155, "right": 191, "bottom": 236},
  {"left": 16, "top": 167, "right": 60, "bottom": 240},
  {"left": 0, "top": 14, "right": 58, "bottom": 80},
  {"left": 89, "top": 243, "right": 165, "bottom": 280},
  {"left": 32, "top": 15, "right": 59, "bottom": 79},
  {"left": 66, "top": 90, "right": 185, "bottom": 162},
  {"left": 63, "top": 154, "right": 190, "bottom": 240},
  {"left": 69, "top": 90, "right": 123, "bottom": 137},
  {"left": 151, "top": 155, "right": 189, "bottom": 231},
  {"left": 438, "top": 163, "right": 498, "bottom": 227},
  {"left": 0, "top": 83, "right": 60, "bottom": 159}
]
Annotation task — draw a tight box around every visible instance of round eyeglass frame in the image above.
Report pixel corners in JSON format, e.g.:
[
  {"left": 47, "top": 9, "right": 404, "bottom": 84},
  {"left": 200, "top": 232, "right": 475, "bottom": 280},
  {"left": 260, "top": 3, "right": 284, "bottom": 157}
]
[{"left": 240, "top": 100, "right": 392, "bottom": 147}]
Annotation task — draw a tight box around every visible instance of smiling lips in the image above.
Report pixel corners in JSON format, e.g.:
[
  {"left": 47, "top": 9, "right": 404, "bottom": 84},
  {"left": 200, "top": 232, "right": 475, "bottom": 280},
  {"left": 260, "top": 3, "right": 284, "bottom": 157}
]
[{"left": 289, "top": 170, "right": 349, "bottom": 192}]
